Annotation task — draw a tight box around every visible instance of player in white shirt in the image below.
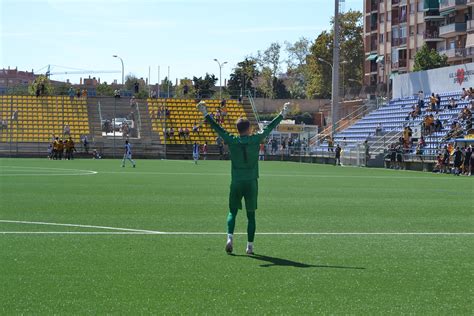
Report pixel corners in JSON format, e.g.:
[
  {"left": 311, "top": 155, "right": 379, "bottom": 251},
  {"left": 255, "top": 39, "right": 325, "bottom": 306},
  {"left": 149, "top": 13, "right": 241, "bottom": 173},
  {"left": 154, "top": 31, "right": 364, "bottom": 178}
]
[{"left": 122, "top": 140, "right": 136, "bottom": 168}]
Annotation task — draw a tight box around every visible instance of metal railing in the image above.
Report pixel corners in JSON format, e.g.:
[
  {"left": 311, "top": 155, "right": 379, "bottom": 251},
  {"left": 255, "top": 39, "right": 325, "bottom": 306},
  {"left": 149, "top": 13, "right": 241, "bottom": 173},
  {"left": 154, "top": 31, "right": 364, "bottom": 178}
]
[{"left": 247, "top": 91, "right": 260, "bottom": 124}]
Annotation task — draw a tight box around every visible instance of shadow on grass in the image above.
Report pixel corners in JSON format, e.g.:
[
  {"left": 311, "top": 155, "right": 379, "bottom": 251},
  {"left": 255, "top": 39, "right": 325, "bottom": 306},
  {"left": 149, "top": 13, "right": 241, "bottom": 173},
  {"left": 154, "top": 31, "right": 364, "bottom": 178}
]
[{"left": 231, "top": 254, "right": 365, "bottom": 270}]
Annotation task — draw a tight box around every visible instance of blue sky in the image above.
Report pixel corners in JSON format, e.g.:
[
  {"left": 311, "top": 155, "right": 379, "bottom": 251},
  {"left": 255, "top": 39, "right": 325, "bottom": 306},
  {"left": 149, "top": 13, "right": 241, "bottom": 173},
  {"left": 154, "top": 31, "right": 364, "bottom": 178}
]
[{"left": 0, "top": 0, "right": 362, "bottom": 85}]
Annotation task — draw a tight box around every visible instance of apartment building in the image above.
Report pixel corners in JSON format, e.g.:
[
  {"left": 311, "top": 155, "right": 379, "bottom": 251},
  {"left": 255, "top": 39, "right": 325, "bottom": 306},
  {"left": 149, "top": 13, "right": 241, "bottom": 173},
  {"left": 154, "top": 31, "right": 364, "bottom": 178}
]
[{"left": 363, "top": 0, "right": 474, "bottom": 90}]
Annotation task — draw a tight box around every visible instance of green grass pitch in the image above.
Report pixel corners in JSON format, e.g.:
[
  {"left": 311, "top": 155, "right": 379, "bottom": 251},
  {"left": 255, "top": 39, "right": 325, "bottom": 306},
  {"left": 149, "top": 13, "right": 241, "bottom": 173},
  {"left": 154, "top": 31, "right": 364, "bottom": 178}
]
[{"left": 0, "top": 158, "right": 473, "bottom": 314}]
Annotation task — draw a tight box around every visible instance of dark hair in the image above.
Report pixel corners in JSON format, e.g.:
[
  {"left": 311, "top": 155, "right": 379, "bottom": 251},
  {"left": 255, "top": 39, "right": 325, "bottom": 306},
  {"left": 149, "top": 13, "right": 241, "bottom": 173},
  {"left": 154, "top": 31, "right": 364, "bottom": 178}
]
[{"left": 236, "top": 118, "right": 250, "bottom": 134}]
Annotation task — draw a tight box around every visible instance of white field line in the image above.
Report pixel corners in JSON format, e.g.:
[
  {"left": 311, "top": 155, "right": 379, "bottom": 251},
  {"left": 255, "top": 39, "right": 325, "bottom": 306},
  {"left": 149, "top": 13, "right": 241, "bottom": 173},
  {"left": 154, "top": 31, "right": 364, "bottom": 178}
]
[
  {"left": 0, "top": 220, "right": 473, "bottom": 236},
  {"left": 0, "top": 166, "right": 97, "bottom": 176},
  {"left": 0, "top": 220, "right": 163, "bottom": 234},
  {"left": 96, "top": 171, "right": 466, "bottom": 180}
]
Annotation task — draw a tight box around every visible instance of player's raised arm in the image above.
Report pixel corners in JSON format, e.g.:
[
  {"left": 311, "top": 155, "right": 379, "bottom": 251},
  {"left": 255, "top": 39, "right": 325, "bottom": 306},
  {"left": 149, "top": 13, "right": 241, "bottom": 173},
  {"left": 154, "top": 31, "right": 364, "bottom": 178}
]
[
  {"left": 259, "top": 102, "right": 290, "bottom": 138},
  {"left": 197, "top": 101, "right": 232, "bottom": 143}
]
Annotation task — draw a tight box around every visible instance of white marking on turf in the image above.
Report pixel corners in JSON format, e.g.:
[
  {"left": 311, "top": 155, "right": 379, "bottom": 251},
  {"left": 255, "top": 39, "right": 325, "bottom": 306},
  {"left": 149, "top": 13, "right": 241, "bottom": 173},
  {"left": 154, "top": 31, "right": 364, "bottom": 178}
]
[
  {"left": 0, "top": 220, "right": 163, "bottom": 234},
  {"left": 0, "top": 166, "right": 97, "bottom": 176},
  {"left": 96, "top": 171, "right": 465, "bottom": 180},
  {"left": 1, "top": 220, "right": 472, "bottom": 236}
]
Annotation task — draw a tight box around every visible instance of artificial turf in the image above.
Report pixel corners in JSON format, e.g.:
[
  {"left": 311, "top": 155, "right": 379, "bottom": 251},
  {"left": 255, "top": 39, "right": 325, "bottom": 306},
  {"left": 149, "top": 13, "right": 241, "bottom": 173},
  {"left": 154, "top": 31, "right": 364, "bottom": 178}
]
[{"left": 0, "top": 158, "right": 473, "bottom": 314}]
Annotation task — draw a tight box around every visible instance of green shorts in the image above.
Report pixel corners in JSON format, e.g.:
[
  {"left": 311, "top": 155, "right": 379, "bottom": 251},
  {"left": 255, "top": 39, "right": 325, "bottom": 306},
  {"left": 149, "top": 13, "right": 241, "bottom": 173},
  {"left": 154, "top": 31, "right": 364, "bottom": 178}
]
[{"left": 229, "top": 180, "right": 258, "bottom": 211}]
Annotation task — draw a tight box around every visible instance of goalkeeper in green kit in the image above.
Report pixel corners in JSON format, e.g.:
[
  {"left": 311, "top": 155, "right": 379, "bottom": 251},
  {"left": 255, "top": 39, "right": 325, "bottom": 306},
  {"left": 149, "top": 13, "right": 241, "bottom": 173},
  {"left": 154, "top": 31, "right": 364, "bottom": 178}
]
[{"left": 197, "top": 101, "right": 290, "bottom": 255}]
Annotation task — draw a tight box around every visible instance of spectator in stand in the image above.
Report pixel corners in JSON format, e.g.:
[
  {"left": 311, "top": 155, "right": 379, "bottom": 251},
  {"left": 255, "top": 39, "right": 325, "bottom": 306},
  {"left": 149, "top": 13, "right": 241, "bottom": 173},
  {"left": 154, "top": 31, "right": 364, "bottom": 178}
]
[
  {"left": 238, "top": 95, "right": 243, "bottom": 103},
  {"left": 220, "top": 98, "right": 226, "bottom": 108},
  {"left": 114, "top": 89, "right": 121, "bottom": 98},
  {"left": 130, "top": 96, "right": 137, "bottom": 108},
  {"left": 442, "top": 122, "right": 463, "bottom": 141},
  {"left": 271, "top": 138, "right": 278, "bottom": 154},
  {"left": 418, "top": 136, "right": 426, "bottom": 148},
  {"left": 169, "top": 127, "right": 175, "bottom": 138},
  {"left": 63, "top": 124, "right": 70, "bottom": 137},
  {"left": 68, "top": 87, "right": 75, "bottom": 100},
  {"left": 375, "top": 123, "right": 383, "bottom": 136},
  {"left": 184, "top": 127, "right": 190, "bottom": 139},
  {"left": 403, "top": 126, "right": 412, "bottom": 150},
  {"left": 76, "top": 89, "right": 81, "bottom": 98},
  {"left": 461, "top": 87, "right": 469, "bottom": 100},
  {"left": 81, "top": 89, "right": 87, "bottom": 98},
  {"left": 1, "top": 117, "right": 8, "bottom": 130},
  {"left": 165, "top": 108, "right": 170, "bottom": 117},
  {"left": 11, "top": 109, "right": 18, "bottom": 122},
  {"left": 429, "top": 93, "right": 437, "bottom": 111},
  {"left": 423, "top": 114, "right": 434, "bottom": 134},
  {"left": 327, "top": 136, "right": 334, "bottom": 152},
  {"left": 178, "top": 127, "right": 185, "bottom": 139},
  {"left": 192, "top": 121, "right": 200, "bottom": 134},
  {"left": 448, "top": 97, "right": 457, "bottom": 109},
  {"left": 215, "top": 109, "right": 222, "bottom": 125},
  {"left": 335, "top": 144, "right": 342, "bottom": 166},
  {"left": 459, "top": 106, "right": 472, "bottom": 122},
  {"left": 164, "top": 128, "right": 169, "bottom": 139},
  {"left": 417, "top": 90, "right": 425, "bottom": 108},
  {"left": 453, "top": 147, "right": 463, "bottom": 175},
  {"left": 435, "top": 94, "right": 441, "bottom": 112},
  {"left": 434, "top": 116, "right": 443, "bottom": 133}
]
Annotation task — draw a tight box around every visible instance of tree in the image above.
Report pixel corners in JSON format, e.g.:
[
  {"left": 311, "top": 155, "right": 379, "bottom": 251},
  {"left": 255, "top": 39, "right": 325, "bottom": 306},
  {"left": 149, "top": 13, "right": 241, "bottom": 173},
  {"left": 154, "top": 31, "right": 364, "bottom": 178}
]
[
  {"left": 193, "top": 73, "right": 217, "bottom": 99},
  {"left": 161, "top": 77, "right": 173, "bottom": 98},
  {"left": 96, "top": 82, "right": 115, "bottom": 97},
  {"left": 255, "top": 42, "right": 281, "bottom": 98},
  {"left": 413, "top": 44, "right": 449, "bottom": 72},
  {"left": 285, "top": 37, "right": 311, "bottom": 99},
  {"left": 306, "top": 10, "right": 364, "bottom": 99},
  {"left": 55, "top": 82, "right": 72, "bottom": 96},
  {"left": 227, "top": 58, "right": 259, "bottom": 98},
  {"left": 125, "top": 74, "right": 148, "bottom": 98},
  {"left": 28, "top": 75, "right": 54, "bottom": 96},
  {"left": 175, "top": 78, "right": 196, "bottom": 98}
]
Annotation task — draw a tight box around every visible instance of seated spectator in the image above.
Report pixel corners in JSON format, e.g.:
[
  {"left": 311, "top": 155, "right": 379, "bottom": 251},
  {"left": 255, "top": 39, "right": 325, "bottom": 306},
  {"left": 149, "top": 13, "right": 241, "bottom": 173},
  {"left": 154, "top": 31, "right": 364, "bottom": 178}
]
[
  {"left": 434, "top": 117, "right": 443, "bottom": 133},
  {"left": 63, "top": 124, "right": 71, "bottom": 136},
  {"left": 0, "top": 118, "right": 7, "bottom": 129},
  {"left": 459, "top": 106, "right": 472, "bottom": 122},
  {"left": 192, "top": 122, "right": 200, "bottom": 134},
  {"left": 164, "top": 128, "right": 170, "bottom": 138},
  {"left": 461, "top": 87, "right": 469, "bottom": 100},
  {"left": 418, "top": 136, "right": 426, "bottom": 148},
  {"left": 184, "top": 127, "right": 190, "bottom": 138},
  {"left": 423, "top": 115, "right": 434, "bottom": 134},
  {"left": 169, "top": 127, "right": 175, "bottom": 138},
  {"left": 375, "top": 123, "right": 383, "bottom": 136},
  {"left": 220, "top": 98, "right": 226, "bottom": 108},
  {"left": 442, "top": 122, "right": 463, "bottom": 141},
  {"left": 429, "top": 93, "right": 437, "bottom": 111},
  {"left": 178, "top": 127, "right": 185, "bottom": 139},
  {"left": 82, "top": 89, "right": 87, "bottom": 98},
  {"left": 165, "top": 109, "right": 170, "bottom": 117},
  {"left": 417, "top": 90, "right": 425, "bottom": 108},
  {"left": 448, "top": 97, "right": 457, "bottom": 109}
]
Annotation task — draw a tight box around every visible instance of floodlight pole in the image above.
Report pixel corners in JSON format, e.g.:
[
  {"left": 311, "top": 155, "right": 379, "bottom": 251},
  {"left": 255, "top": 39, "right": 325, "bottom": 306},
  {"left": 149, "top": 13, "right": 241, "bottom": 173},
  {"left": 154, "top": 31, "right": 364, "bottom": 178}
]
[
  {"left": 113, "top": 55, "right": 124, "bottom": 85},
  {"left": 214, "top": 59, "right": 228, "bottom": 99},
  {"left": 331, "top": 0, "right": 340, "bottom": 138}
]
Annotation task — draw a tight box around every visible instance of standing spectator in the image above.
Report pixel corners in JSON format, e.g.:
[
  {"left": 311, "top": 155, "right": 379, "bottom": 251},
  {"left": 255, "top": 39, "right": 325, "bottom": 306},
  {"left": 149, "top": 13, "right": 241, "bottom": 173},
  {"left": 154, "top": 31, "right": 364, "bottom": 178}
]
[
  {"left": 76, "top": 89, "right": 81, "bottom": 98},
  {"left": 417, "top": 90, "right": 425, "bottom": 108},
  {"left": 335, "top": 144, "right": 342, "bottom": 166},
  {"left": 83, "top": 136, "right": 89, "bottom": 154},
  {"left": 463, "top": 146, "right": 472, "bottom": 175},
  {"left": 81, "top": 89, "right": 88, "bottom": 98},
  {"left": 203, "top": 141, "right": 208, "bottom": 160},
  {"left": 238, "top": 95, "right": 243, "bottom": 103},
  {"left": 68, "top": 87, "right": 75, "bottom": 100},
  {"left": 429, "top": 93, "right": 437, "bottom": 111},
  {"left": 375, "top": 123, "right": 383, "bottom": 136},
  {"left": 271, "top": 138, "right": 278, "bottom": 155},
  {"left": 453, "top": 147, "right": 463, "bottom": 175},
  {"left": 435, "top": 94, "right": 441, "bottom": 112},
  {"left": 11, "top": 109, "right": 18, "bottom": 123},
  {"left": 364, "top": 140, "right": 370, "bottom": 167},
  {"left": 259, "top": 143, "right": 265, "bottom": 161},
  {"left": 130, "top": 96, "right": 137, "bottom": 108},
  {"left": 216, "top": 136, "right": 224, "bottom": 160},
  {"left": 461, "top": 87, "right": 469, "bottom": 100},
  {"left": 442, "top": 146, "right": 450, "bottom": 173}
]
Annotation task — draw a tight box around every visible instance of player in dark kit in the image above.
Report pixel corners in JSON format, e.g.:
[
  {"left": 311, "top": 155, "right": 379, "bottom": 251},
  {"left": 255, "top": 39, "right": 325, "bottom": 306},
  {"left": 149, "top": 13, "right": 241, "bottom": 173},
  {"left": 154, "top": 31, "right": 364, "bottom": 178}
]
[{"left": 197, "top": 101, "right": 290, "bottom": 255}]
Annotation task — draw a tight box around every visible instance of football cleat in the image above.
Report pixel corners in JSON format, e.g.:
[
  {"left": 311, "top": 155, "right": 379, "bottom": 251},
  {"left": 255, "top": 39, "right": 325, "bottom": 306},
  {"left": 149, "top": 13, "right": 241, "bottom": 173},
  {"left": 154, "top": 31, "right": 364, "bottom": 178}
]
[
  {"left": 246, "top": 245, "right": 254, "bottom": 255},
  {"left": 225, "top": 239, "right": 233, "bottom": 254}
]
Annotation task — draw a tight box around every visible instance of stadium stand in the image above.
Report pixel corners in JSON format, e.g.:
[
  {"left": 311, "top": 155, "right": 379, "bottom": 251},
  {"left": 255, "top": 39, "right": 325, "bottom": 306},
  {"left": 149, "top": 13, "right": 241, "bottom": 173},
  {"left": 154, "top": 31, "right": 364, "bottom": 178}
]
[
  {"left": 0, "top": 95, "right": 89, "bottom": 143},
  {"left": 317, "top": 90, "right": 473, "bottom": 156},
  {"left": 147, "top": 98, "right": 247, "bottom": 144}
]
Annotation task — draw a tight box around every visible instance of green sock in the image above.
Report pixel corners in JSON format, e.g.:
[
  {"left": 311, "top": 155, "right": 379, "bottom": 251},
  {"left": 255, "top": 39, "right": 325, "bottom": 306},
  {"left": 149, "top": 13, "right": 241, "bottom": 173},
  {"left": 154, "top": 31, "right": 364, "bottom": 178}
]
[
  {"left": 246, "top": 210, "right": 256, "bottom": 242},
  {"left": 227, "top": 209, "right": 238, "bottom": 234}
]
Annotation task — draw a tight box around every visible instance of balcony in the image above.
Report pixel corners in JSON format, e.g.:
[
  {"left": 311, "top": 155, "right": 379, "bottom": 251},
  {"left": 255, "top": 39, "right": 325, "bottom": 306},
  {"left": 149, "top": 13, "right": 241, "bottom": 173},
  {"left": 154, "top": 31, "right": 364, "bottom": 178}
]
[
  {"left": 392, "top": 37, "right": 408, "bottom": 46},
  {"left": 392, "top": 60, "right": 408, "bottom": 69},
  {"left": 438, "top": 48, "right": 470, "bottom": 61},
  {"left": 424, "top": 10, "right": 444, "bottom": 20},
  {"left": 468, "top": 0, "right": 474, "bottom": 6},
  {"left": 439, "top": 0, "right": 467, "bottom": 13},
  {"left": 468, "top": 20, "right": 474, "bottom": 32},
  {"left": 439, "top": 22, "right": 467, "bottom": 37},
  {"left": 424, "top": 31, "right": 444, "bottom": 41}
]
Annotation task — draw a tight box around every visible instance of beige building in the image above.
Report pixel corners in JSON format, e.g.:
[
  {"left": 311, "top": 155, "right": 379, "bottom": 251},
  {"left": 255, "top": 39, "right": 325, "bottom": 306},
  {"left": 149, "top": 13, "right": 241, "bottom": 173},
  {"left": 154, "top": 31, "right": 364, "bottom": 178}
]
[{"left": 363, "top": 0, "right": 474, "bottom": 91}]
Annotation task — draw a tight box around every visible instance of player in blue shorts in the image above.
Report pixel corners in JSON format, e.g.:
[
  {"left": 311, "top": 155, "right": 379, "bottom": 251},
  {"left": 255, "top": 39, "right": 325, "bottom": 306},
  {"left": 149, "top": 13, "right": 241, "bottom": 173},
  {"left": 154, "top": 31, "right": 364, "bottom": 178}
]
[{"left": 121, "top": 140, "right": 136, "bottom": 168}]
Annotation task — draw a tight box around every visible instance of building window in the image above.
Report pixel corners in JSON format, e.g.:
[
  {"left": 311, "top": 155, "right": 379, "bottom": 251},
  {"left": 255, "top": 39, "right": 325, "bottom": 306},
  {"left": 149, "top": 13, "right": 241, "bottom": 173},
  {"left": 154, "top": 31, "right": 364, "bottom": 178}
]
[
  {"left": 380, "top": 13, "right": 385, "bottom": 23},
  {"left": 379, "top": 34, "right": 384, "bottom": 43},
  {"left": 410, "top": 3, "right": 415, "bottom": 14},
  {"left": 409, "top": 26, "right": 415, "bottom": 36}
]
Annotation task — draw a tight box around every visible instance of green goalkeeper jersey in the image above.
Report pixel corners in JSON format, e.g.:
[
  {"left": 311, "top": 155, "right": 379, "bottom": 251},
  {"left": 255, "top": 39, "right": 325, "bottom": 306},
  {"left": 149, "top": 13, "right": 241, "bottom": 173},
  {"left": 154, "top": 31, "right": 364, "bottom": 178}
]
[{"left": 205, "top": 114, "right": 283, "bottom": 182}]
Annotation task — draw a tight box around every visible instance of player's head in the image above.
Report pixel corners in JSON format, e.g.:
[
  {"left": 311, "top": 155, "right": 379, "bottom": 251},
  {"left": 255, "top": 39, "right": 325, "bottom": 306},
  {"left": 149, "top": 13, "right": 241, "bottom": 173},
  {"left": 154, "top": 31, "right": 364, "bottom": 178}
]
[
  {"left": 125, "top": 140, "right": 129, "bottom": 144},
  {"left": 236, "top": 118, "right": 250, "bottom": 136}
]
